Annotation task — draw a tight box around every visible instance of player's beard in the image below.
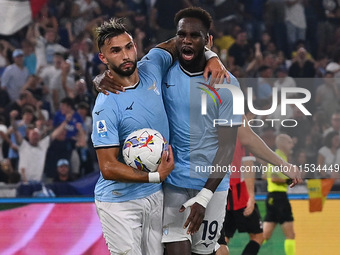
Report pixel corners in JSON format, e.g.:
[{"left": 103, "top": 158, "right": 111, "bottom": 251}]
[
  {"left": 109, "top": 60, "right": 137, "bottom": 77},
  {"left": 178, "top": 50, "right": 205, "bottom": 72}
]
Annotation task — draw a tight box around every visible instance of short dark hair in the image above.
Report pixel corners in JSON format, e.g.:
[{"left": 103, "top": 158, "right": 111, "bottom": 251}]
[
  {"left": 324, "top": 131, "right": 339, "bottom": 148},
  {"left": 60, "top": 97, "right": 75, "bottom": 109},
  {"left": 258, "top": 65, "right": 270, "bottom": 73},
  {"left": 96, "top": 18, "right": 131, "bottom": 52},
  {"left": 22, "top": 105, "right": 35, "bottom": 115},
  {"left": 77, "top": 102, "right": 90, "bottom": 110},
  {"left": 174, "top": 7, "right": 212, "bottom": 33}
]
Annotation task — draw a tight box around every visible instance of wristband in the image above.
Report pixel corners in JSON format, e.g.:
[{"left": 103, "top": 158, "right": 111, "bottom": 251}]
[
  {"left": 148, "top": 172, "right": 161, "bottom": 183},
  {"left": 204, "top": 49, "right": 218, "bottom": 60},
  {"left": 182, "top": 188, "right": 213, "bottom": 209},
  {"left": 93, "top": 71, "right": 107, "bottom": 87},
  {"left": 286, "top": 179, "right": 293, "bottom": 185}
]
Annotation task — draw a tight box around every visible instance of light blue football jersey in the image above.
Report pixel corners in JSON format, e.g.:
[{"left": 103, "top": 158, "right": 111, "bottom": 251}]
[
  {"left": 162, "top": 61, "right": 243, "bottom": 191},
  {"left": 92, "top": 48, "right": 172, "bottom": 202}
]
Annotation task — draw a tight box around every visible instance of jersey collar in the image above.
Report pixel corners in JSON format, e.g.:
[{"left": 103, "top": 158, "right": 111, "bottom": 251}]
[{"left": 179, "top": 64, "right": 204, "bottom": 77}]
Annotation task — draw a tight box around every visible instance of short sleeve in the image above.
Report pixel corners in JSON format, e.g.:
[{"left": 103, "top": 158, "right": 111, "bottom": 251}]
[
  {"left": 139, "top": 48, "right": 173, "bottom": 78},
  {"left": 91, "top": 95, "right": 120, "bottom": 148}
]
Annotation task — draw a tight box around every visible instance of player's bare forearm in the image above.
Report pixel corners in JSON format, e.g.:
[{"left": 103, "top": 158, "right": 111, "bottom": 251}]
[
  {"left": 243, "top": 161, "right": 255, "bottom": 199},
  {"left": 97, "top": 146, "right": 174, "bottom": 182},
  {"left": 97, "top": 147, "right": 149, "bottom": 182},
  {"left": 204, "top": 126, "right": 238, "bottom": 192},
  {"left": 239, "top": 118, "right": 302, "bottom": 184},
  {"left": 271, "top": 175, "right": 288, "bottom": 184},
  {"left": 239, "top": 116, "right": 286, "bottom": 166},
  {"left": 181, "top": 126, "right": 237, "bottom": 235},
  {"left": 155, "top": 37, "right": 177, "bottom": 58}
]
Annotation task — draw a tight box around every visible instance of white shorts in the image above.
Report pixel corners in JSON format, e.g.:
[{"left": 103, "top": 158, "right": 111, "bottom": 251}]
[
  {"left": 162, "top": 183, "right": 228, "bottom": 254},
  {"left": 95, "top": 190, "right": 164, "bottom": 255}
]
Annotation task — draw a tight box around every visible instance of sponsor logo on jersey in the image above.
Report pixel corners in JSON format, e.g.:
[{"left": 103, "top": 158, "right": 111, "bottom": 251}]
[
  {"left": 126, "top": 102, "right": 134, "bottom": 110},
  {"left": 94, "top": 109, "right": 104, "bottom": 115}
]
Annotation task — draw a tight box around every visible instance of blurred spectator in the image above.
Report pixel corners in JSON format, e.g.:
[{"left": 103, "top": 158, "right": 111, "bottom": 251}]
[
  {"left": 12, "top": 111, "right": 67, "bottom": 183},
  {"left": 256, "top": 65, "right": 274, "bottom": 102},
  {"left": 78, "top": 38, "right": 95, "bottom": 81},
  {"left": 53, "top": 97, "right": 83, "bottom": 145},
  {"left": 54, "top": 159, "right": 75, "bottom": 182},
  {"left": 50, "top": 60, "right": 76, "bottom": 113},
  {"left": 22, "top": 39, "right": 37, "bottom": 75},
  {"left": 315, "top": 54, "right": 330, "bottom": 78},
  {"left": 213, "top": 0, "right": 240, "bottom": 22},
  {"left": 288, "top": 47, "right": 316, "bottom": 113},
  {"left": 43, "top": 121, "right": 73, "bottom": 181},
  {"left": 315, "top": 71, "right": 340, "bottom": 121},
  {"left": 245, "top": 42, "right": 263, "bottom": 75},
  {"left": 34, "top": 3, "right": 58, "bottom": 33},
  {"left": 73, "top": 78, "right": 94, "bottom": 109},
  {"left": 0, "top": 158, "right": 20, "bottom": 184},
  {"left": 259, "top": 31, "right": 273, "bottom": 52},
  {"left": 326, "top": 49, "right": 340, "bottom": 80},
  {"left": 0, "top": 89, "right": 10, "bottom": 117},
  {"left": 304, "top": 132, "right": 320, "bottom": 164},
  {"left": 291, "top": 40, "right": 315, "bottom": 62},
  {"left": 240, "top": 0, "right": 267, "bottom": 42},
  {"left": 323, "top": 111, "right": 340, "bottom": 137},
  {"left": 98, "top": 0, "right": 117, "bottom": 17},
  {"left": 3, "top": 90, "right": 34, "bottom": 126},
  {"left": 293, "top": 149, "right": 307, "bottom": 168},
  {"left": 76, "top": 102, "right": 94, "bottom": 176},
  {"left": 214, "top": 24, "right": 241, "bottom": 55},
  {"left": 267, "top": 92, "right": 294, "bottom": 134},
  {"left": 7, "top": 107, "right": 36, "bottom": 170},
  {"left": 317, "top": 131, "right": 340, "bottom": 178},
  {"left": 262, "top": 51, "right": 280, "bottom": 69},
  {"left": 26, "top": 23, "right": 68, "bottom": 70},
  {"left": 312, "top": 110, "right": 330, "bottom": 138},
  {"left": 0, "top": 116, "right": 8, "bottom": 161},
  {"left": 72, "top": 0, "right": 102, "bottom": 36},
  {"left": 228, "top": 30, "right": 254, "bottom": 69},
  {"left": 285, "top": 0, "right": 307, "bottom": 55},
  {"left": 0, "top": 40, "right": 14, "bottom": 72},
  {"left": 273, "top": 66, "right": 297, "bottom": 93},
  {"left": 38, "top": 52, "right": 64, "bottom": 112},
  {"left": 1, "top": 49, "right": 29, "bottom": 102},
  {"left": 150, "top": 0, "right": 188, "bottom": 42},
  {"left": 264, "top": 0, "right": 289, "bottom": 56},
  {"left": 20, "top": 75, "right": 44, "bottom": 101},
  {"left": 133, "top": 13, "right": 154, "bottom": 58},
  {"left": 283, "top": 106, "right": 311, "bottom": 152}
]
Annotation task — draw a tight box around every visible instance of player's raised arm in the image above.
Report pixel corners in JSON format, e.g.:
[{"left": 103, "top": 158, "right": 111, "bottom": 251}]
[{"left": 238, "top": 115, "right": 302, "bottom": 187}]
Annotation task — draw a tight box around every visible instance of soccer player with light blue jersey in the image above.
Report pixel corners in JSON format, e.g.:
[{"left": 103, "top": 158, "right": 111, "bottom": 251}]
[
  {"left": 161, "top": 8, "right": 242, "bottom": 255},
  {"left": 91, "top": 19, "right": 175, "bottom": 255}
]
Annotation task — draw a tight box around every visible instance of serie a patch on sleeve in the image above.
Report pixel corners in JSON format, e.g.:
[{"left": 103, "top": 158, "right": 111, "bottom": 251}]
[{"left": 96, "top": 120, "right": 108, "bottom": 138}]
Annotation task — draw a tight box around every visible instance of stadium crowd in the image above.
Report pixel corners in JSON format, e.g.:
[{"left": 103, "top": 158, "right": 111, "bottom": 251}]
[{"left": 0, "top": 0, "right": 340, "bottom": 196}]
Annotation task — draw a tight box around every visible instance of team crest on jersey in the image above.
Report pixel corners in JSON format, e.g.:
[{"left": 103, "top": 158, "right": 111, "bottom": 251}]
[
  {"left": 148, "top": 81, "right": 160, "bottom": 95},
  {"left": 96, "top": 120, "right": 108, "bottom": 137}
]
